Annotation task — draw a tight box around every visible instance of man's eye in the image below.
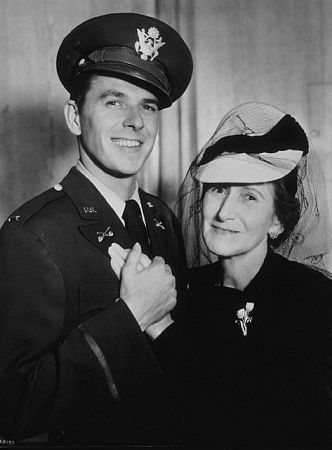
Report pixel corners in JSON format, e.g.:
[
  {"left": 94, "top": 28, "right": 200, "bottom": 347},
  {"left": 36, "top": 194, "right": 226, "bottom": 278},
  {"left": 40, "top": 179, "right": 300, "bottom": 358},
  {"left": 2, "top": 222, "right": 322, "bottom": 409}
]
[
  {"left": 106, "top": 100, "right": 121, "bottom": 106},
  {"left": 142, "top": 104, "right": 158, "bottom": 112}
]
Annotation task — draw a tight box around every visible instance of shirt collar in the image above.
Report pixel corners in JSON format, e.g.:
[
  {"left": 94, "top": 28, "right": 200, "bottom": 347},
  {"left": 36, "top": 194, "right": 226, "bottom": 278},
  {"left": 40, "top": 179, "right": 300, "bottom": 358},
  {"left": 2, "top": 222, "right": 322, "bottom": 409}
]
[{"left": 76, "top": 161, "right": 145, "bottom": 223}]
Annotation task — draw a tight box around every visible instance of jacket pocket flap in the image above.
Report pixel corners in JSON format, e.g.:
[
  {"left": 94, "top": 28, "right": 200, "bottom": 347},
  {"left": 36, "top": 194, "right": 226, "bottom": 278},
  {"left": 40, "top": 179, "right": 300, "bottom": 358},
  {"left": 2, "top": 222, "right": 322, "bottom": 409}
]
[{"left": 80, "top": 280, "right": 120, "bottom": 314}]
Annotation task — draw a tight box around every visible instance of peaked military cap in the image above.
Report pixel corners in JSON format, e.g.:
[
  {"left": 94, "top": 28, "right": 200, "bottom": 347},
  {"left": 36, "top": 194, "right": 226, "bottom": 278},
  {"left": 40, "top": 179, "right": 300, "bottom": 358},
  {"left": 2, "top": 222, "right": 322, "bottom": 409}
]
[{"left": 56, "top": 13, "right": 193, "bottom": 109}]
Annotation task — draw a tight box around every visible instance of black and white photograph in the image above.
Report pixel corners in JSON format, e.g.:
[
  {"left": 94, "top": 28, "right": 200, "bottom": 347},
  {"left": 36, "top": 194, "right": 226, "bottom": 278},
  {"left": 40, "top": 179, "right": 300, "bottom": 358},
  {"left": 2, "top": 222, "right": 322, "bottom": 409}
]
[{"left": 0, "top": 1, "right": 331, "bottom": 448}]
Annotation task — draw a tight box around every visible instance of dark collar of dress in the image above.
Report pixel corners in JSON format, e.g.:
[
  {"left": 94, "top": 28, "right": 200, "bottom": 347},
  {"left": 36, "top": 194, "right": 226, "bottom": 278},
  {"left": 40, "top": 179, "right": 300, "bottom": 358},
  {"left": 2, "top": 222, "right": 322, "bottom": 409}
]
[{"left": 189, "top": 249, "right": 286, "bottom": 310}]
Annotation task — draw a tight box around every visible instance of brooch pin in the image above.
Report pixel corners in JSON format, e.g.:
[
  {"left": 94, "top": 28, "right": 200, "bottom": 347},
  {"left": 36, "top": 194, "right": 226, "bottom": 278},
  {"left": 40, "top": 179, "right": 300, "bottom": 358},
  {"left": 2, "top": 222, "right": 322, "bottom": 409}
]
[
  {"left": 235, "top": 302, "right": 254, "bottom": 336},
  {"left": 96, "top": 226, "right": 114, "bottom": 242},
  {"left": 146, "top": 201, "right": 154, "bottom": 208},
  {"left": 135, "top": 27, "right": 165, "bottom": 61},
  {"left": 154, "top": 219, "right": 165, "bottom": 230}
]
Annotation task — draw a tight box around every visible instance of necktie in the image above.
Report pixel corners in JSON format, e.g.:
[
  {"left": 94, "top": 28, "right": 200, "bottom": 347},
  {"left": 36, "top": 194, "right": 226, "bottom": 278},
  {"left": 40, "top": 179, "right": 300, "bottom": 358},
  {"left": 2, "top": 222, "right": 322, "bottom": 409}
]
[{"left": 122, "top": 199, "right": 151, "bottom": 257}]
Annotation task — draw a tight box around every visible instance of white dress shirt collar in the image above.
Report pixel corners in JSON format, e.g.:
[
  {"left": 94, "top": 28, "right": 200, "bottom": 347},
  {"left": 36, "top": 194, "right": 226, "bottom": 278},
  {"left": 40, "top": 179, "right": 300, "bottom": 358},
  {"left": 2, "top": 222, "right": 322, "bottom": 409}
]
[{"left": 76, "top": 161, "right": 145, "bottom": 224}]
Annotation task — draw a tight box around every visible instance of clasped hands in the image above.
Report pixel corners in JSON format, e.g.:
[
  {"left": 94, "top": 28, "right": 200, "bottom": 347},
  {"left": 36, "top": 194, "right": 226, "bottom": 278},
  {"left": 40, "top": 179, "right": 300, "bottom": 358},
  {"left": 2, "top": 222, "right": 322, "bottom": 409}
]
[{"left": 108, "top": 242, "right": 175, "bottom": 339}]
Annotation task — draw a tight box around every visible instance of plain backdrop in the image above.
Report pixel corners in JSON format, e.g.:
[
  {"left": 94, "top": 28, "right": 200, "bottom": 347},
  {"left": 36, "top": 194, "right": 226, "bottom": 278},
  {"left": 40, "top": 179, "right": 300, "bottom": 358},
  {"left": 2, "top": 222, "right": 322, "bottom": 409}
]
[{"left": 0, "top": 0, "right": 331, "bottom": 269}]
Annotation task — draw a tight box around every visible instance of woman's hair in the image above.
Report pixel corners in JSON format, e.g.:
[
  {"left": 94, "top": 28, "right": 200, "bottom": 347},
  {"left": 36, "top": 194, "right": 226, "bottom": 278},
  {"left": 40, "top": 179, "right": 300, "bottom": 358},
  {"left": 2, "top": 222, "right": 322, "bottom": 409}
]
[{"left": 270, "top": 170, "right": 301, "bottom": 248}]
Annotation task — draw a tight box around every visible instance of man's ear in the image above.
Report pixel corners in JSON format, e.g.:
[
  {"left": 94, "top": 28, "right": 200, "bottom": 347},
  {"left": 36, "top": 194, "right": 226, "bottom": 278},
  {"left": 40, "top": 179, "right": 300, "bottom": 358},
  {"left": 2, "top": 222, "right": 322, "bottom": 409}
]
[{"left": 64, "top": 100, "right": 81, "bottom": 136}]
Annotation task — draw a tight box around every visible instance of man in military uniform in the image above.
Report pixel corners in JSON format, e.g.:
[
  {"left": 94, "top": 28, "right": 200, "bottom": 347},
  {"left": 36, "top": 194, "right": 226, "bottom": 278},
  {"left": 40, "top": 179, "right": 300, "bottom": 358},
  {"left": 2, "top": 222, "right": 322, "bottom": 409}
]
[{"left": 0, "top": 13, "right": 192, "bottom": 444}]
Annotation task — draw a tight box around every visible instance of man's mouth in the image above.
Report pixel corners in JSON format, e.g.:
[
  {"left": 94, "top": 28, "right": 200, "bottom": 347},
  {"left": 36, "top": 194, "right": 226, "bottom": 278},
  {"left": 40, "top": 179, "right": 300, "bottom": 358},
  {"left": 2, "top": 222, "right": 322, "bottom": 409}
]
[{"left": 111, "top": 138, "right": 142, "bottom": 148}]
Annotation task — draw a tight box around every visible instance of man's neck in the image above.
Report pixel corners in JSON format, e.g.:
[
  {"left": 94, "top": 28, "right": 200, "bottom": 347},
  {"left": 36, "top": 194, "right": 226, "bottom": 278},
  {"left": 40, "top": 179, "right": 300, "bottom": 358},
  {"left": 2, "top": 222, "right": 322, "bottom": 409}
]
[{"left": 79, "top": 154, "right": 137, "bottom": 201}]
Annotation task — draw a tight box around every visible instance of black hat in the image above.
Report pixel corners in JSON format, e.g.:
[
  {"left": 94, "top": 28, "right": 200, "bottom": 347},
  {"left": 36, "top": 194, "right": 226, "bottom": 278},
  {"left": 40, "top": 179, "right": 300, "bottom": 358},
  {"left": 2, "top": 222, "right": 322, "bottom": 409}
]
[{"left": 56, "top": 13, "right": 193, "bottom": 109}]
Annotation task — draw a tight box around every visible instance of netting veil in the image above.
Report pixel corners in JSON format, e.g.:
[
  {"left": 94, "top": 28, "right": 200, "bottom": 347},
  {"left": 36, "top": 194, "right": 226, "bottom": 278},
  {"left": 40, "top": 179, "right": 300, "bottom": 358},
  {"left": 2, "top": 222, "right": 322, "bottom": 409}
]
[{"left": 175, "top": 102, "right": 331, "bottom": 269}]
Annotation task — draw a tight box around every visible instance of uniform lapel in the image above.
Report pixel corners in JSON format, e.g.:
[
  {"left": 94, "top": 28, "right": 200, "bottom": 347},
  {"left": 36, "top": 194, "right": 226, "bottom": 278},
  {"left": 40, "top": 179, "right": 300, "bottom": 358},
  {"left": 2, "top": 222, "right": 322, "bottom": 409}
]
[
  {"left": 61, "top": 167, "right": 133, "bottom": 256},
  {"left": 140, "top": 189, "right": 169, "bottom": 260},
  {"left": 61, "top": 169, "right": 170, "bottom": 258}
]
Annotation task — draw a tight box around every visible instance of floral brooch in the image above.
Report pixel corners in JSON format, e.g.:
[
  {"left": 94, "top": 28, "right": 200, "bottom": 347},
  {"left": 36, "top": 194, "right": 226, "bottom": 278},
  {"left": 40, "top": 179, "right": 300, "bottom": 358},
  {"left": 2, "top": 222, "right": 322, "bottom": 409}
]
[{"left": 235, "top": 302, "right": 254, "bottom": 336}]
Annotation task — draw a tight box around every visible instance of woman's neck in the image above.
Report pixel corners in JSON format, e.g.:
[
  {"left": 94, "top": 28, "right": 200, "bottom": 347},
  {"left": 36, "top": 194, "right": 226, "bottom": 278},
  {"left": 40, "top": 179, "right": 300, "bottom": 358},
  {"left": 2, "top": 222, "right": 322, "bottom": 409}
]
[{"left": 220, "top": 243, "right": 268, "bottom": 291}]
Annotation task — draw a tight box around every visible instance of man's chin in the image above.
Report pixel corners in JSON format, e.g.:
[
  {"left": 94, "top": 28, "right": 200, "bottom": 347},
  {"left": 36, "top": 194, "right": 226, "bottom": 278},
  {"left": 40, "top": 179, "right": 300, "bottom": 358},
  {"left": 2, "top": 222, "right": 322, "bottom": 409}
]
[
  {"left": 96, "top": 162, "right": 138, "bottom": 178},
  {"left": 83, "top": 146, "right": 141, "bottom": 178}
]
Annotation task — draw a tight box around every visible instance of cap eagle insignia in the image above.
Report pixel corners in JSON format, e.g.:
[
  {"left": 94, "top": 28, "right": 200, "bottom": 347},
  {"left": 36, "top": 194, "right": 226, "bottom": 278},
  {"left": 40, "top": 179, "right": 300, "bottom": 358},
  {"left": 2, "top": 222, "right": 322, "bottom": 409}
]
[{"left": 135, "top": 27, "right": 166, "bottom": 61}]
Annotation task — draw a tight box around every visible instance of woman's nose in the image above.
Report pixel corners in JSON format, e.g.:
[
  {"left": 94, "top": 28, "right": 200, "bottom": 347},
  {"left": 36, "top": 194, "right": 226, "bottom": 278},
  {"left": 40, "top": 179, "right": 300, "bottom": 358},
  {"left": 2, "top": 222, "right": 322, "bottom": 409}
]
[
  {"left": 217, "top": 193, "right": 236, "bottom": 220},
  {"left": 122, "top": 106, "right": 144, "bottom": 131}
]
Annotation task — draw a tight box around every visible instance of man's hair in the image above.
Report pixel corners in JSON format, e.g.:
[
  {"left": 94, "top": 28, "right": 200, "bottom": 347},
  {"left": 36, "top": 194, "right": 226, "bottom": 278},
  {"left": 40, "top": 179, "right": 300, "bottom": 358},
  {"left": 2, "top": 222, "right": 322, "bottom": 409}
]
[
  {"left": 69, "top": 72, "right": 97, "bottom": 112},
  {"left": 271, "top": 170, "right": 301, "bottom": 247}
]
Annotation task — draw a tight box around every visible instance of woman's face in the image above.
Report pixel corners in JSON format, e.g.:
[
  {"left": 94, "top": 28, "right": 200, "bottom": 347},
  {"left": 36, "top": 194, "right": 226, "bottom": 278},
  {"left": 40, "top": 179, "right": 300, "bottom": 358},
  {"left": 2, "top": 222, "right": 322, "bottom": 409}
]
[{"left": 202, "top": 183, "right": 282, "bottom": 259}]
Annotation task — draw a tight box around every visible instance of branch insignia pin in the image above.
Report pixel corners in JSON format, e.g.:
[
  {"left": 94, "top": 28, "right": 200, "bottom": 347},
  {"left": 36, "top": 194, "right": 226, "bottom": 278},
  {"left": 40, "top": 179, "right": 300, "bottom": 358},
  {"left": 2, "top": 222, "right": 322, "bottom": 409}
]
[
  {"left": 154, "top": 219, "right": 165, "bottom": 230},
  {"left": 96, "top": 226, "right": 114, "bottom": 242}
]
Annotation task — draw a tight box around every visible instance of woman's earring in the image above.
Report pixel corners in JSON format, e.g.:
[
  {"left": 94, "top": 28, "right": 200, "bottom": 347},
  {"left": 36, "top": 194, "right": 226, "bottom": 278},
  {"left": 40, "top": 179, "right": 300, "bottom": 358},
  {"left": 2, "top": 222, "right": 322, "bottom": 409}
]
[{"left": 269, "top": 230, "right": 279, "bottom": 239}]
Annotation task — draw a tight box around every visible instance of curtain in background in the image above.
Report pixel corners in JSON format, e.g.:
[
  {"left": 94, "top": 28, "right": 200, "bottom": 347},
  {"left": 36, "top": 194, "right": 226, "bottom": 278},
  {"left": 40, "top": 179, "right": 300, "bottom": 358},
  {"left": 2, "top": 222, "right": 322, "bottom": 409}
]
[{"left": 0, "top": 0, "right": 331, "bottom": 268}]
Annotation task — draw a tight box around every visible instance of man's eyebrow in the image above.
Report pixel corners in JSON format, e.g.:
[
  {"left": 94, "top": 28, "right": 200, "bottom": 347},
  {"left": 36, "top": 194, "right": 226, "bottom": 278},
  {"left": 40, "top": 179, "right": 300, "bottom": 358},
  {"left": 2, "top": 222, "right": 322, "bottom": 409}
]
[
  {"left": 99, "top": 90, "right": 159, "bottom": 107},
  {"left": 99, "top": 90, "right": 159, "bottom": 108},
  {"left": 100, "top": 90, "right": 127, "bottom": 99},
  {"left": 142, "top": 97, "right": 159, "bottom": 108}
]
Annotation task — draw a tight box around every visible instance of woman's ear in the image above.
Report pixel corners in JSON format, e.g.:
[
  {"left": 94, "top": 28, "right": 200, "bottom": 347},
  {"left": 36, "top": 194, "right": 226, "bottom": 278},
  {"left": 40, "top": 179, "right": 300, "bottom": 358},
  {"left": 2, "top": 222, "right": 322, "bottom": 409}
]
[
  {"left": 268, "top": 216, "right": 284, "bottom": 240},
  {"left": 64, "top": 100, "right": 81, "bottom": 136}
]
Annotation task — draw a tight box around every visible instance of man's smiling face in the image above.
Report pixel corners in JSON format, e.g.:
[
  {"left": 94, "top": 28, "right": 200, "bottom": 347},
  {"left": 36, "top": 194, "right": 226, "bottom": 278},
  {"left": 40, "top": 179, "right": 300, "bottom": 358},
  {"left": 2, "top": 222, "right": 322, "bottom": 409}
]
[{"left": 76, "top": 75, "right": 159, "bottom": 177}]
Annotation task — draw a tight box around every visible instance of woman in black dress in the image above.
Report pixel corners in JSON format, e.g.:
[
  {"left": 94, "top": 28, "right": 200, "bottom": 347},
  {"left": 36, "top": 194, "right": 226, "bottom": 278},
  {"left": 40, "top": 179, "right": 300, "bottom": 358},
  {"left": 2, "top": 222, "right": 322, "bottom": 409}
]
[
  {"left": 173, "top": 102, "right": 332, "bottom": 447},
  {"left": 110, "top": 102, "right": 332, "bottom": 447}
]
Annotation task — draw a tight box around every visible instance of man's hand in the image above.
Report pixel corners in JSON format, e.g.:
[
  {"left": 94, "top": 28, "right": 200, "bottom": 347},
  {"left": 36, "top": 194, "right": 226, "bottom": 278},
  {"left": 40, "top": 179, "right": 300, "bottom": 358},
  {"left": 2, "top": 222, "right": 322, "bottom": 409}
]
[
  {"left": 109, "top": 243, "right": 177, "bottom": 331},
  {"left": 109, "top": 243, "right": 150, "bottom": 278}
]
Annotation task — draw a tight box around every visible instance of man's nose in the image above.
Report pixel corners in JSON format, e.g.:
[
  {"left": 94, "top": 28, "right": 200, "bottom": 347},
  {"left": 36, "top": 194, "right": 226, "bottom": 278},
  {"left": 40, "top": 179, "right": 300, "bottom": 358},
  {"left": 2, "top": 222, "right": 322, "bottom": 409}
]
[{"left": 122, "top": 106, "right": 144, "bottom": 131}]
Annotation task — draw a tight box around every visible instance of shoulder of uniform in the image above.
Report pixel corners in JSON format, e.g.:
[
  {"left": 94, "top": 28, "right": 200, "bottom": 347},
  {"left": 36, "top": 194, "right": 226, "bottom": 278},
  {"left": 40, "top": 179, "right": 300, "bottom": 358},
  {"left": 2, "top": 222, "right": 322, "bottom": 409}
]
[
  {"left": 141, "top": 190, "right": 173, "bottom": 212},
  {"left": 4, "top": 183, "right": 65, "bottom": 226}
]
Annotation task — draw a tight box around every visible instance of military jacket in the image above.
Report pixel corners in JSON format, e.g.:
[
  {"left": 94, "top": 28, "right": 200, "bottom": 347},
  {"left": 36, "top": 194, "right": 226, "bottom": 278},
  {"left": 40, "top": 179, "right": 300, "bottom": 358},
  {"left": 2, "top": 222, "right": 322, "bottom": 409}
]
[{"left": 0, "top": 167, "right": 186, "bottom": 444}]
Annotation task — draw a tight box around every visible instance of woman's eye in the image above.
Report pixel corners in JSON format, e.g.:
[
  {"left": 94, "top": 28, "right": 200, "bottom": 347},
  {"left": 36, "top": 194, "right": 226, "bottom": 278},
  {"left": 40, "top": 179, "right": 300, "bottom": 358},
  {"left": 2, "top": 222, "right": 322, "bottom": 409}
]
[
  {"left": 243, "top": 193, "right": 257, "bottom": 201},
  {"left": 209, "top": 187, "right": 226, "bottom": 195},
  {"left": 142, "top": 104, "right": 158, "bottom": 112}
]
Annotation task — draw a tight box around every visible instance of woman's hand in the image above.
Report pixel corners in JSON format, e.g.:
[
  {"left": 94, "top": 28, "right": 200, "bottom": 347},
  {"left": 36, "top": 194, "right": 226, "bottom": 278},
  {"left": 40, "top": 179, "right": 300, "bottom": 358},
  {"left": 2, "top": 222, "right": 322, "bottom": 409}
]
[{"left": 145, "top": 314, "right": 174, "bottom": 340}]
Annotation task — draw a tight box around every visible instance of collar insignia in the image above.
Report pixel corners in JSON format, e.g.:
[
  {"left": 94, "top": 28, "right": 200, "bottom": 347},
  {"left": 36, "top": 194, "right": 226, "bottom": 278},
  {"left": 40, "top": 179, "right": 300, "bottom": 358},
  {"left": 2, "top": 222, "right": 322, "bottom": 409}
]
[
  {"left": 154, "top": 219, "right": 165, "bottom": 230},
  {"left": 135, "top": 27, "right": 165, "bottom": 61},
  {"left": 146, "top": 201, "right": 154, "bottom": 208},
  {"left": 83, "top": 206, "right": 98, "bottom": 214},
  {"left": 7, "top": 215, "right": 21, "bottom": 222},
  {"left": 96, "top": 226, "right": 114, "bottom": 242}
]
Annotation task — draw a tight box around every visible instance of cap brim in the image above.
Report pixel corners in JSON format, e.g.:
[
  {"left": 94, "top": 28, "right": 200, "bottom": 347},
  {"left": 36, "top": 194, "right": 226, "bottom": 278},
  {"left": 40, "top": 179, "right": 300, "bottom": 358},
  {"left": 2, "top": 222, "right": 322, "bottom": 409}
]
[
  {"left": 75, "top": 62, "right": 172, "bottom": 109},
  {"left": 196, "top": 151, "right": 303, "bottom": 183}
]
